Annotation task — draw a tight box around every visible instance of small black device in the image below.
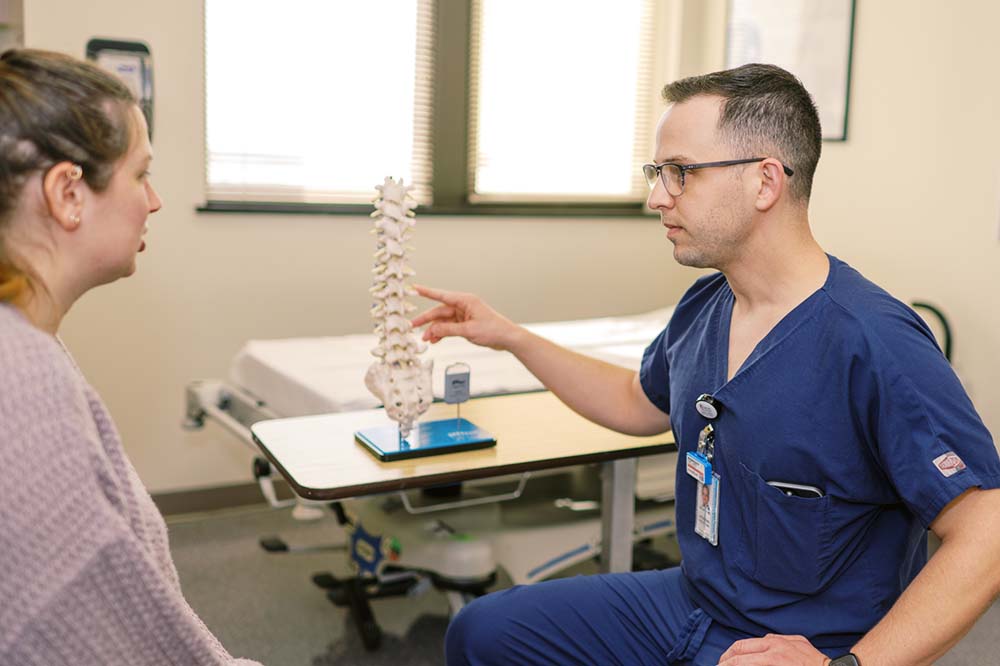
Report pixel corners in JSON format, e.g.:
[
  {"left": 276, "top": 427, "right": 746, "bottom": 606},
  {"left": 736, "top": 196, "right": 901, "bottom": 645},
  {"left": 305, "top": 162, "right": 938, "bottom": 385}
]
[
  {"left": 828, "top": 653, "right": 861, "bottom": 666},
  {"left": 766, "top": 480, "right": 824, "bottom": 499}
]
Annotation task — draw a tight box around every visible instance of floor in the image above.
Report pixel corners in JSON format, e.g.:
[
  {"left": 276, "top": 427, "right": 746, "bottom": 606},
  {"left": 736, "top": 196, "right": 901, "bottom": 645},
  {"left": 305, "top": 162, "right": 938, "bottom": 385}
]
[{"left": 169, "top": 501, "right": 1000, "bottom": 665}]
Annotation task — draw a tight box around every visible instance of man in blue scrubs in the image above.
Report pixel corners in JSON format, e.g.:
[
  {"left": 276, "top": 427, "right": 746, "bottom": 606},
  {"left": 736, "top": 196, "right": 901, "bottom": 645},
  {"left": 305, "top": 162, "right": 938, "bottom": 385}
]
[{"left": 414, "top": 64, "right": 1000, "bottom": 666}]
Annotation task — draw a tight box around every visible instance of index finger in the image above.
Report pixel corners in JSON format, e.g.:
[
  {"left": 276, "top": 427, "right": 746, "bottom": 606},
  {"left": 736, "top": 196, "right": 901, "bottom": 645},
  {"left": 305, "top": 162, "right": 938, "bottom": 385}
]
[
  {"left": 412, "top": 283, "right": 462, "bottom": 306},
  {"left": 411, "top": 304, "right": 456, "bottom": 328}
]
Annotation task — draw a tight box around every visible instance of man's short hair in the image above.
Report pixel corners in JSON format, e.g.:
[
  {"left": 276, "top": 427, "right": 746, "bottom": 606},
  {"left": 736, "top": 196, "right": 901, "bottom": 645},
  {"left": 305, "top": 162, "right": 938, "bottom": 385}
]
[{"left": 662, "top": 63, "right": 822, "bottom": 203}]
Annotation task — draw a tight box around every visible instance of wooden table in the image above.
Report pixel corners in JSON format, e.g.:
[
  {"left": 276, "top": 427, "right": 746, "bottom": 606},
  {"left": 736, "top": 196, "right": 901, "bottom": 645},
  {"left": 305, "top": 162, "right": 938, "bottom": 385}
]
[{"left": 251, "top": 391, "right": 675, "bottom": 572}]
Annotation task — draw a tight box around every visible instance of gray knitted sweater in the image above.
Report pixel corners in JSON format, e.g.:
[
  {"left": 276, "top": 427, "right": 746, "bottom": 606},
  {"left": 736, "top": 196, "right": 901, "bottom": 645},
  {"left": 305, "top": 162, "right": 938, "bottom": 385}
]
[{"left": 0, "top": 304, "right": 261, "bottom": 665}]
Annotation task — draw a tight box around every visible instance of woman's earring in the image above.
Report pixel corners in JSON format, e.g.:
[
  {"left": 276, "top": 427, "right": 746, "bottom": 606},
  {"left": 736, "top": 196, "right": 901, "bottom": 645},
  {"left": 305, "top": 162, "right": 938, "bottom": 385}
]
[
  {"left": 69, "top": 213, "right": 81, "bottom": 228},
  {"left": 68, "top": 164, "right": 83, "bottom": 181}
]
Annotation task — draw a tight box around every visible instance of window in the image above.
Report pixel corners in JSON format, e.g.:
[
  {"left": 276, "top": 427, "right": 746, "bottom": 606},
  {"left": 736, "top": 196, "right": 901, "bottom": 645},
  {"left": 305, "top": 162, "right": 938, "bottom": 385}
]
[
  {"left": 205, "top": 0, "right": 434, "bottom": 205},
  {"left": 203, "top": 0, "right": 670, "bottom": 215},
  {"left": 469, "top": 0, "right": 652, "bottom": 202}
]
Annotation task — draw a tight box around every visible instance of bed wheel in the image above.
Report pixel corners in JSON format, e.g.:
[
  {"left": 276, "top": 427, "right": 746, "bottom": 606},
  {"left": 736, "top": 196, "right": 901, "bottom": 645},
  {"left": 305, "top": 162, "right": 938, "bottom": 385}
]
[{"left": 252, "top": 457, "right": 271, "bottom": 479}]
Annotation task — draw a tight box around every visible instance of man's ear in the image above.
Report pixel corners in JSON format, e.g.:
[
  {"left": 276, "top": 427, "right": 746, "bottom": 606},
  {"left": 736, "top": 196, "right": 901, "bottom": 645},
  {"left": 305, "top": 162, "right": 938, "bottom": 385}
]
[
  {"left": 753, "top": 158, "right": 787, "bottom": 212},
  {"left": 41, "top": 162, "right": 85, "bottom": 231}
]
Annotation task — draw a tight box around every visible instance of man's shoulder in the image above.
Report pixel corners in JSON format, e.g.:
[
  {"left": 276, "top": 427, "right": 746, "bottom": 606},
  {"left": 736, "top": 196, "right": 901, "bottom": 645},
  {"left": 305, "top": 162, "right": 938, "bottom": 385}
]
[
  {"left": 821, "top": 256, "right": 940, "bottom": 356},
  {"left": 824, "top": 257, "right": 925, "bottom": 323}
]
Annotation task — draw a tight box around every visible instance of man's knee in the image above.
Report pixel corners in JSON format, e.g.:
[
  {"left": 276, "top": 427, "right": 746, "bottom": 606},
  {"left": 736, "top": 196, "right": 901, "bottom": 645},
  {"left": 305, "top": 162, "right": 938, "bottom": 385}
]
[{"left": 445, "top": 592, "right": 510, "bottom": 665}]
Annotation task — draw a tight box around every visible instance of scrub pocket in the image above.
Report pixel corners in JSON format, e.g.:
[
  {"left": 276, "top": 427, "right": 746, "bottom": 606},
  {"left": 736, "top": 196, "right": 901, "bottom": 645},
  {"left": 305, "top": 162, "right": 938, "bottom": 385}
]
[{"left": 736, "top": 462, "right": 831, "bottom": 595}]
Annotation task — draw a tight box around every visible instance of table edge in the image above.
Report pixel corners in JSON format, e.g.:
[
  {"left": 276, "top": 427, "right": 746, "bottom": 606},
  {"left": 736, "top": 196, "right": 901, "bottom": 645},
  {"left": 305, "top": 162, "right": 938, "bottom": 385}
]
[{"left": 251, "top": 433, "right": 677, "bottom": 501}]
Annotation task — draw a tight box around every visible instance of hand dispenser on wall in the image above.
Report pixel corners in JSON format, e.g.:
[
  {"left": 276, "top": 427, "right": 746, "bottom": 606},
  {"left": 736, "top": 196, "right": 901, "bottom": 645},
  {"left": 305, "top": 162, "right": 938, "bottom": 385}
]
[{"left": 86, "top": 38, "right": 154, "bottom": 140}]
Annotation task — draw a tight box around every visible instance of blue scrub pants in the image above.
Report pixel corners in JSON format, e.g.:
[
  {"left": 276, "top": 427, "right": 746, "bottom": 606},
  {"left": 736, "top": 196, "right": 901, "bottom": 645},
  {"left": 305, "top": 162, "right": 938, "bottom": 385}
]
[{"left": 446, "top": 567, "right": 846, "bottom": 665}]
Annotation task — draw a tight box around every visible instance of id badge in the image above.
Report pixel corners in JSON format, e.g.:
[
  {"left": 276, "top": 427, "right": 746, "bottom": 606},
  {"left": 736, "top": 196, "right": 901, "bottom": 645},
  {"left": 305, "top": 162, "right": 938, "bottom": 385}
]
[
  {"left": 694, "top": 472, "right": 721, "bottom": 546},
  {"left": 686, "top": 451, "right": 712, "bottom": 486}
]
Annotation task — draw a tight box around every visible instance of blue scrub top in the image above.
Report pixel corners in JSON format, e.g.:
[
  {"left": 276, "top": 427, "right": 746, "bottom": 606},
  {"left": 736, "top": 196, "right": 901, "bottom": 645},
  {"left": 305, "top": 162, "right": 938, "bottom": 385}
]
[{"left": 640, "top": 255, "right": 1000, "bottom": 648}]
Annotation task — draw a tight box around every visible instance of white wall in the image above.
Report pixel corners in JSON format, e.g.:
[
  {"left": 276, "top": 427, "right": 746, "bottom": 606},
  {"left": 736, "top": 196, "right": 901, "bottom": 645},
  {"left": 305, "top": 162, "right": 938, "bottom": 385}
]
[
  {"left": 24, "top": 0, "right": 1000, "bottom": 493},
  {"left": 24, "top": 0, "right": 689, "bottom": 492}
]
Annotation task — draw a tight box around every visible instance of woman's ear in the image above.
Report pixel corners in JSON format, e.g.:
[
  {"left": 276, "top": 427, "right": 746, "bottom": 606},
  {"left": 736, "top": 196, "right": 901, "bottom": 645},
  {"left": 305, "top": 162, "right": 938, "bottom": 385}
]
[
  {"left": 753, "top": 158, "right": 787, "bottom": 212},
  {"left": 41, "top": 162, "right": 85, "bottom": 231}
]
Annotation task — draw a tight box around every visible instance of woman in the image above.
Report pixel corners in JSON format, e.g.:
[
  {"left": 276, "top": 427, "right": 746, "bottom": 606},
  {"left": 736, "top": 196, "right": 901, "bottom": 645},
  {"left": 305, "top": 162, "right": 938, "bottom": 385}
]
[{"left": 0, "top": 49, "right": 261, "bottom": 665}]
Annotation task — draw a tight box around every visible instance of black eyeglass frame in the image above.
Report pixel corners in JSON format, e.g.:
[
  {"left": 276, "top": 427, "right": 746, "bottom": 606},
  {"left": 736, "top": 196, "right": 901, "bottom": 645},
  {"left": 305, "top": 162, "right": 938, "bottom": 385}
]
[{"left": 642, "top": 158, "right": 794, "bottom": 195}]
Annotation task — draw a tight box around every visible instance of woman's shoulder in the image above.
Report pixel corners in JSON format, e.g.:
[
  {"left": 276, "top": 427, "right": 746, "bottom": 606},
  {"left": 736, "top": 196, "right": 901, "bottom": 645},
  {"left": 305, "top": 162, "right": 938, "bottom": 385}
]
[
  {"left": 0, "top": 305, "right": 97, "bottom": 502},
  {"left": 0, "top": 304, "right": 81, "bottom": 404}
]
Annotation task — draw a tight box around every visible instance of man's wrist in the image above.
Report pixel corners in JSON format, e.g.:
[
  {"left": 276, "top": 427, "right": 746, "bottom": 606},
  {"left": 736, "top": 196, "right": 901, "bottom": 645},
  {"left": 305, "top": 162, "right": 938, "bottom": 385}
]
[{"left": 502, "top": 324, "right": 531, "bottom": 355}]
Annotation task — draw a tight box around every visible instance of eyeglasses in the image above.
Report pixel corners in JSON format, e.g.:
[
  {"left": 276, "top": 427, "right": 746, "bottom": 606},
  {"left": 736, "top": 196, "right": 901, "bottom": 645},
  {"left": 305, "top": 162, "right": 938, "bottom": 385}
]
[{"left": 642, "top": 158, "right": 794, "bottom": 197}]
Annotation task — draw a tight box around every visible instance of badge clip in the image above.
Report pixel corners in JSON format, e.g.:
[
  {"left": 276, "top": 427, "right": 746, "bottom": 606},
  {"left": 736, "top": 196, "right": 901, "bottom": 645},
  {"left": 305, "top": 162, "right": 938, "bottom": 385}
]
[{"left": 695, "top": 393, "right": 722, "bottom": 420}]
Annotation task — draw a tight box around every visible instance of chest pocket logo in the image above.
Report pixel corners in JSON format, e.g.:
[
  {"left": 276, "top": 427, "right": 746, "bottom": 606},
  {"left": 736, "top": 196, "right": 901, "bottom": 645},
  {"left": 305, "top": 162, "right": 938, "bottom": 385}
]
[{"left": 736, "top": 462, "right": 832, "bottom": 595}]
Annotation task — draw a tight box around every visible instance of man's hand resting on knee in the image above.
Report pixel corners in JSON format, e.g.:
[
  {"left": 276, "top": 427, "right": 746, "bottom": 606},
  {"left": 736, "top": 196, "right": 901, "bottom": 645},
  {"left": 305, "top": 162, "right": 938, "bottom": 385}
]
[{"left": 718, "top": 634, "right": 830, "bottom": 666}]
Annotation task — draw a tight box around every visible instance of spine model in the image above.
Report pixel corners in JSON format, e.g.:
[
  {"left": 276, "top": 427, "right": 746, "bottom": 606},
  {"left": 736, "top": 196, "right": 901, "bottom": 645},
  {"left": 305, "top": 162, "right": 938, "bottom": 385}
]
[{"left": 364, "top": 177, "right": 433, "bottom": 439}]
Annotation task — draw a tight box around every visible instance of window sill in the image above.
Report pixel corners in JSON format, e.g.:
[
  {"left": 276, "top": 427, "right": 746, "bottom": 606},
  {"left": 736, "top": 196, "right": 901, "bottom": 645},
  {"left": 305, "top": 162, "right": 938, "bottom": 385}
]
[{"left": 197, "top": 200, "right": 657, "bottom": 218}]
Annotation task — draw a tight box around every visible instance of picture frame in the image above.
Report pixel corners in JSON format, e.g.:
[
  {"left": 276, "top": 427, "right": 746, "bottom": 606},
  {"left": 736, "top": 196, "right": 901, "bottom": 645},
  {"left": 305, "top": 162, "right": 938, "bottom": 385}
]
[{"left": 726, "top": 0, "right": 856, "bottom": 141}]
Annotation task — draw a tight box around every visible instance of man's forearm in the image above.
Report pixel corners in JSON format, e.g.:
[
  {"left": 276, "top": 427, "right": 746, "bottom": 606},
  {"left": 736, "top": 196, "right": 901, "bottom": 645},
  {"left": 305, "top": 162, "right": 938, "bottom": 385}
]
[
  {"left": 852, "top": 492, "right": 1000, "bottom": 666},
  {"left": 506, "top": 327, "right": 669, "bottom": 436}
]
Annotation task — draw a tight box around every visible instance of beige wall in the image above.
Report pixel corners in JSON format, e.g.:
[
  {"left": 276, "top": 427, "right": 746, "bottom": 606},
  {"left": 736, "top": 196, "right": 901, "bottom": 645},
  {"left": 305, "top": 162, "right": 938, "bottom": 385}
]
[
  {"left": 24, "top": 0, "right": 690, "bottom": 492},
  {"left": 811, "top": 0, "right": 1000, "bottom": 440},
  {"left": 23, "top": 0, "right": 1000, "bottom": 493}
]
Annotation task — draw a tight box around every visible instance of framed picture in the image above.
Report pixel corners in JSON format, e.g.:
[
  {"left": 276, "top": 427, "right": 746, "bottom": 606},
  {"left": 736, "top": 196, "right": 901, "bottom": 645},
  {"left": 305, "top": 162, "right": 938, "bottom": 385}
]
[{"left": 726, "top": 0, "right": 856, "bottom": 141}]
